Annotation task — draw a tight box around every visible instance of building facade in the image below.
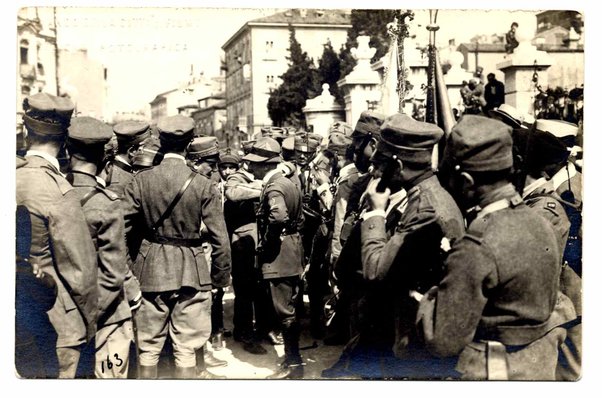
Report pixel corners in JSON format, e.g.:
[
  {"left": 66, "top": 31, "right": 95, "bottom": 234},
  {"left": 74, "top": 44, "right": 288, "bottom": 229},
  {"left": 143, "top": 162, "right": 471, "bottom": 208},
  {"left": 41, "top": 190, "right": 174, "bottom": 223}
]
[
  {"left": 191, "top": 93, "right": 228, "bottom": 145},
  {"left": 222, "top": 9, "right": 351, "bottom": 140},
  {"left": 17, "top": 8, "right": 59, "bottom": 135}
]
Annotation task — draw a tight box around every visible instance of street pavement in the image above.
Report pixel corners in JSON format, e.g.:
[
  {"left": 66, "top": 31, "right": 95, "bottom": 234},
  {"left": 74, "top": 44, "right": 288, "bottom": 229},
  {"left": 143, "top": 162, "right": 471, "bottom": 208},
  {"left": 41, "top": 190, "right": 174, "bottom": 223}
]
[{"left": 155, "top": 288, "right": 346, "bottom": 380}]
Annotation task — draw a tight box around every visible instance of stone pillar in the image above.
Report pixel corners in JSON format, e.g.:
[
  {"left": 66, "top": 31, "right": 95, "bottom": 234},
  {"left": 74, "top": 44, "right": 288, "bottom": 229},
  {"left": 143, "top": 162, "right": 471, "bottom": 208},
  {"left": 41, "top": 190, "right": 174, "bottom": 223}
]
[
  {"left": 302, "top": 83, "right": 345, "bottom": 142},
  {"left": 337, "top": 36, "right": 382, "bottom": 128},
  {"left": 444, "top": 51, "right": 474, "bottom": 113},
  {"left": 496, "top": 28, "right": 553, "bottom": 116}
]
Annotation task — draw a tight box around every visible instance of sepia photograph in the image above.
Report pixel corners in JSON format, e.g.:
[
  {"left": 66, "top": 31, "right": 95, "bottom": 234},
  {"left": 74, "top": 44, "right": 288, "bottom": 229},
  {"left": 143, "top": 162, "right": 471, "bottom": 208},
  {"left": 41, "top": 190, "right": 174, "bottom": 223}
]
[{"left": 11, "top": 0, "right": 590, "bottom": 388}]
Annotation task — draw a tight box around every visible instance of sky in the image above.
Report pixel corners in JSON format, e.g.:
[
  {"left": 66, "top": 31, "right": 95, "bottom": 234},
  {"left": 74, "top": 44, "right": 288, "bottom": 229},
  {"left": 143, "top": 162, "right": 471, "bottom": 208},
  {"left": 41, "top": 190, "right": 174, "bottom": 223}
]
[{"left": 33, "top": 5, "right": 542, "bottom": 114}]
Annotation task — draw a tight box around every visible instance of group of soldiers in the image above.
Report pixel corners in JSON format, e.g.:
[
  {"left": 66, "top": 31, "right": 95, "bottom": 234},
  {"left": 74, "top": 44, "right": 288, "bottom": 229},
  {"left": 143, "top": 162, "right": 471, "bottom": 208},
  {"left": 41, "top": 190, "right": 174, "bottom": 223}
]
[{"left": 15, "top": 91, "right": 582, "bottom": 380}]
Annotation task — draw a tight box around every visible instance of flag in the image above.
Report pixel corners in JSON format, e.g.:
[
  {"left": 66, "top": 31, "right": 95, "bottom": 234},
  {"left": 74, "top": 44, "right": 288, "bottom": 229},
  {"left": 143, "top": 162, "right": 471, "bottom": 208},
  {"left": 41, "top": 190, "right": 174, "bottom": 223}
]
[{"left": 379, "top": 38, "right": 400, "bottom": 115}]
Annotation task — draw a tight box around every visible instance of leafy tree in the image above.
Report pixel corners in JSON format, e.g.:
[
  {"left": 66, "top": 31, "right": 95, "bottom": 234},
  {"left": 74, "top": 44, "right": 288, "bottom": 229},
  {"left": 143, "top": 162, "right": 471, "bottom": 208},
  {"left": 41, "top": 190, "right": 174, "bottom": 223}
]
[
  {"left": 317, "top": 40, "right": 344, "bottom": 106},
  {"left": 339, "top": 9, "right": 398, "bottom": 77},
  {"left": 268, "top": 25, "right": 320, "bottom": 127}
]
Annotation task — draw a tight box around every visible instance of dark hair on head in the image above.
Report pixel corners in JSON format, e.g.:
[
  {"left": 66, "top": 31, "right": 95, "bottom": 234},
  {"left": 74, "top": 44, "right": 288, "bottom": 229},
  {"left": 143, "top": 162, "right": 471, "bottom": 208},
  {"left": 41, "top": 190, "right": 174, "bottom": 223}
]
[
  {"left": 511, "top": 22, "right": 519, "bottom": 27},
  {"left": 25, "top": 128, "right": 66, "bottom": 147},
  {"left": 487, "top": 73, "right": 495, "bottom": 79}
]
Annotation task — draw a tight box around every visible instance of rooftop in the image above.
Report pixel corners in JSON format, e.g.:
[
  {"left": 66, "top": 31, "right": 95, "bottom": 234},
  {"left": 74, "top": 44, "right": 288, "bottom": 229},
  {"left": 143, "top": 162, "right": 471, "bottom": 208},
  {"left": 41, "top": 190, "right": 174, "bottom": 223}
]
[
  {"left": 457, "top": 42, "right": 583, "bottom": 53},
  {"left": 222, "top": 9, "right": 351, "bottom": 50}
]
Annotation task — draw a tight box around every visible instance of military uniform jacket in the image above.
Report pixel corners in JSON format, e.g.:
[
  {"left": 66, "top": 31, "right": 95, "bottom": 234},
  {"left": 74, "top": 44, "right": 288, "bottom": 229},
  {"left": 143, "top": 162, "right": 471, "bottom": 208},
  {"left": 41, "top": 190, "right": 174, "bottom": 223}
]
[
  {"left": 16, "top": 155, "right": 98, "bottom": 341},
  {"left": 361, "top": 174, "right": 465, "bottom": 285},
  {"left": 425, "top": 184, "right": 577, "bottom": 379},
  {"left": 331, "top": 163, "right": 359, "bottom": 259},
  {"left": 106, "top": 156, "right": 134, "bottom": 197},
  {"left": 223, "top": 169, "right": 261, "bottom": 245},
  {"left": 257, "top": 170, "right": 304, "bottom": 279},
  {"left": 122, "top": 156, "right": 231, "bottom": 292},
  {"left": 67, "top": 172, "right": 132, "bottom": 327},
  {"left": 523, "top": 178, "right": 570, "bottom": 254}
]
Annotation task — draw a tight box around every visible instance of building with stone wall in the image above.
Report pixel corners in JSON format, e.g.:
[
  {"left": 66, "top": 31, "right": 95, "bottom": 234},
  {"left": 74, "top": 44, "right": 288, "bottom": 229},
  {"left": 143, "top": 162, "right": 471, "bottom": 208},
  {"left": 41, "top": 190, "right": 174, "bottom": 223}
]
[{"left": 222, "top": 9, "right": 351, "bottom": 140}]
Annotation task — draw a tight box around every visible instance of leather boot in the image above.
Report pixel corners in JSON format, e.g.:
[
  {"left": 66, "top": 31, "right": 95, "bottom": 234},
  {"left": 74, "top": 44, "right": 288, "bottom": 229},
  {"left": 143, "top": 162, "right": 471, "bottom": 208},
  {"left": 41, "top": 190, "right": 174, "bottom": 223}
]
[
  {"left": 204, "top": 347, "right": 227, "bottom": 368},
  {"left": 266, "top": 323, "right": 304, "bottom": 379},
  {"left": 174, "top": 366, "right": 196, "bottom": 379},
  {"left": 138, "top": 365, "right": 158, "bottom": 379},
  {"left": 196, "top": 346, "right": 227, "bottom": 379}
]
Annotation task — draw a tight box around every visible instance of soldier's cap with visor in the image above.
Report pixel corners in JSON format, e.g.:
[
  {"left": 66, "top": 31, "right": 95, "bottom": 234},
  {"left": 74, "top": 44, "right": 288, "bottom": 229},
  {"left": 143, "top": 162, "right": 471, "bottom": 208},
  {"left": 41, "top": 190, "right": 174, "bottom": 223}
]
[
  {"left": 445, "top": 115, "right": 513, "bottom": 172},
  {"left": 329, "top": 121, "right": 354, "bottom": 137},
  {"left": 488, "top": 104, "right": 524, "bottom": 129},
  {"left": 375, "top": 113, "right": 443, "bottom": 164},
  {"left": 535, "top": 119, "right": 579, "bottom": 149},
  {"left": 512, "top": 126, "right": 569, "bottom": 175},
  {"left": 242, "top": 137, "right": 282, "bottom": 163},
  {"left": 188, "top": 136, "right": 219, "bottom": 161},
  {"left": 22, "top": 93, "right": 75, "bottom": 136},
  {"left": 218, "top": 147, "right": 241, "bottom": 166},
  {"left": 157, "top": 114, "right": 195, "bottom": 145},
  {"left": 113, "top": 120, "right": 151, "bottom": 147},
  {"left": 67, "top": 116, "right": 113, "bottom": 159},
  {"left": 327, "top": 132, "right": 353, "bottom": 154},
  {"left": 261, "top": 126, "right": 286, "bottom": 140},
  {"left": 351, "top": 110, "right": 386, "bottom": 140},
  {"left": 132, "top": 136, "right": 164, "bottom": 169},
  {"left": 241, "top": 139, "right": 256, "bottom": 155},
  {"left": 294, "top": 132, "right": 321, "bottom": 153},
  {"left": 281, "top": 136, "right": 295, "bottom": 160}
]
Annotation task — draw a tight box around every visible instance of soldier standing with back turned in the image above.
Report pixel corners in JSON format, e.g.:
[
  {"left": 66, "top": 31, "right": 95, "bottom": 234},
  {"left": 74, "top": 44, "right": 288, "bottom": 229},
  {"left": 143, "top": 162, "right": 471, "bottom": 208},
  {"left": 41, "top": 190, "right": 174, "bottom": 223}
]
[{"left": 122, "top": 115, "right": 231, "bottom": 379}]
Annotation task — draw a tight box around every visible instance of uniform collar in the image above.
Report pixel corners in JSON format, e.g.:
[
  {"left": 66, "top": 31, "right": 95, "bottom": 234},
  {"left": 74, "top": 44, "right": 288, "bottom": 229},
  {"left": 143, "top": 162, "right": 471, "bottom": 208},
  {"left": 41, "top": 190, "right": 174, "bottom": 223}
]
[
  {"left": 26, "top": 150, "right": 61, "bottom": 173},
  {"left": 68, "top": 170, "right": 98, "bottom": 187},
  {"left": 471, "top": 183, "right": 522, "bottom": 220},
  {"left": 522, "top": 177, "right": 548, "bottom": 198},
  {"left": 406, "top": 174, "right": 438, "bottom": 200},
  {"left": 551, "top": 162, "right": 576, "bottom": 191},
  {"left": 164, "top": 153, "right": 187, "bottom": 164},
  {"left": 115, "top": 154, "right": 131, "bottom": 166}
]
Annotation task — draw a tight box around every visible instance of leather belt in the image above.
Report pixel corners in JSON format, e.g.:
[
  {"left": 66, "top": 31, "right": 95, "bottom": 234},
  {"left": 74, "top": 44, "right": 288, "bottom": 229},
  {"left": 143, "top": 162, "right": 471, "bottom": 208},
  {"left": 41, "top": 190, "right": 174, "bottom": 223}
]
[{"left": 147, "top": 235, "right": 203, "bottom": 247}]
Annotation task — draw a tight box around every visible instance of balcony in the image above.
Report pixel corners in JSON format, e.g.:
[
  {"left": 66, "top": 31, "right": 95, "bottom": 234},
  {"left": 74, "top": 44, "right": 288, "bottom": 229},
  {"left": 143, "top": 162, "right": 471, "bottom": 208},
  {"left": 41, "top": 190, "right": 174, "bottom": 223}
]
[{"left": 20, "top": 64, "right": 36, "bottom": 80}]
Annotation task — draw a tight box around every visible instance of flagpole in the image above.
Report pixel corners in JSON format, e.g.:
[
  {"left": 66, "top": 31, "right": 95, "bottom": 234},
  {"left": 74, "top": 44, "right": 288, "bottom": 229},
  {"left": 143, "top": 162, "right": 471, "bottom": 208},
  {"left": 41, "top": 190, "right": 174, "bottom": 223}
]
[{"left": 395, "top": 10, "right": 414, "bottom": 113}]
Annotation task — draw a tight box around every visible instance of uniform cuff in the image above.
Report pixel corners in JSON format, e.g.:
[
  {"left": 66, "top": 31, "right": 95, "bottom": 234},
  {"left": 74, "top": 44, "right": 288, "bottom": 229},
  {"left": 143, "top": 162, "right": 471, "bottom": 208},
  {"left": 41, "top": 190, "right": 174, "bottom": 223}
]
[{"left": 361, "top": 209, "right": 385, "bottom": 220}]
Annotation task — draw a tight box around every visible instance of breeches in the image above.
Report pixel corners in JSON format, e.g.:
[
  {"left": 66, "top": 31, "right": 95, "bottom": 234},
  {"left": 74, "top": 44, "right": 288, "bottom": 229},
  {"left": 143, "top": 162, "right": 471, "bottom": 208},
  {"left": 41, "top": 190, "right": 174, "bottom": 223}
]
[
  {"left": 268, "top": 276, "right": 302, "bottom": 328},
  {"left": 135, "top": 288, "right": 212, "bottom": 368}
]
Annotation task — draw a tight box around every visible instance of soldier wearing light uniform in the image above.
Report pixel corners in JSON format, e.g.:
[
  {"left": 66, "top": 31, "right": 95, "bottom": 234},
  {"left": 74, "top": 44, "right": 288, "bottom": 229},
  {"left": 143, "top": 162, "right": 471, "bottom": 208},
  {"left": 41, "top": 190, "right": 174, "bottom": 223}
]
[
  {"left": 65, "top": 116, "right": 134, "bottom": 378},
  {"left": 16, "top": 93, "right": 98, "bottom": 378},
  {"left": 122, "top": 115, "right": 231, "bottom": 379}
]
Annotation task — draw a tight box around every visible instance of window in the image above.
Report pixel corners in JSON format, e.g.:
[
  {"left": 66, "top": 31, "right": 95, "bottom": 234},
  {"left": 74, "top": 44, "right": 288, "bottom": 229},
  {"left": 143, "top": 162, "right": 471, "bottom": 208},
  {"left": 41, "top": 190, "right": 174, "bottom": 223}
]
[
  {"left": 21, "top": 85, "right": 30, "bottom": 95},
  {"left": 37, "top": 63, "right": 44, "bottom": 76},
  {"left": 20, "top": 40, "right": 29, "bottom": 65}
]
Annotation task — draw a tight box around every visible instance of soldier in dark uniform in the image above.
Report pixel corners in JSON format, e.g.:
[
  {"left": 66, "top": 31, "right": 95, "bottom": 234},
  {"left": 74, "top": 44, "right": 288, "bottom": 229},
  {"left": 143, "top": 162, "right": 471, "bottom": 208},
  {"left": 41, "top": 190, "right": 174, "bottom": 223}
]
[
  {"left": 122, "top": 115, "right": 231, "bottom": 379},
  {"left": 222, "top": 149, "right": 271, "bottom": 355},
  {"left": 360, "top": 113, "right": 465, "bottom": 378},
  {"left": 243, "top": 137, "right": 306, "bottom": 379},
  {"left": 65, "top": 116, "right": 134, "bottom": 378},
  {"left": 16, "top": 93, "right": 98, "bottom": 378},
  {"left": 419, "top": 115, "right": 577, "bottom": 380}
]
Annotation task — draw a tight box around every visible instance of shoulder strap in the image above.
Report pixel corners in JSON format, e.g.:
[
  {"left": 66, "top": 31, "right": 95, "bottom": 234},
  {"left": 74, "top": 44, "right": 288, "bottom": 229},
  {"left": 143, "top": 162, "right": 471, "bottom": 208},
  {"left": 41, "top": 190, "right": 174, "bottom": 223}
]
[
  {"left": 151, "top": 171, "right": 198, "bottom": 233},
  {"left": 80, "top": 187, "right": 100, "bottom": 207}
]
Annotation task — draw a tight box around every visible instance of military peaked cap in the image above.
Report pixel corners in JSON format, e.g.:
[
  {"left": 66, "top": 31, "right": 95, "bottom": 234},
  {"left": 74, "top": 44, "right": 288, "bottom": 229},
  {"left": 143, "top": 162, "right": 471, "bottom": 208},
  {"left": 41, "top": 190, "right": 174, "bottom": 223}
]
[
  {"left": 242, "top": 137, "right": 281, "bottom": 163},
  {"left": 512, "top": 128, "right": 569, "bottom": 174},
  {"left": 376, "top": 113, "right": 443, "bottom": 164},
  {"left": 294, "top": 133, "right": 321, "bottom": 153},
  {"left": 157, "top": 115, "right": 195, "bottom": 143},
  {"left": 351, "top": 111, "right": 386, "bottom": 139},
  {"left": 68, "top": 116, "right": 113, "bottom": 145},
  {"left": 113, "top": 120, "right": 151, "bottom": 146},
  {"left": 446, "top": 115, "right": 513, "bottom": 172},
  {"left": 188, "top": 136, "right": 219, "bottom": 159},
  {"left": 327, "top": 132, "right": 352, "bottom": 154},
  {"left": 219, "top": 148, "right": 241, "bottom": 165},
  {"left": 329, "top": 121, "right": 354, "bottom": 137},
  {"left": 22, "top": 93, "right": 75, "bottom": 136},
  {"left": 489, "top": 104, "right": 524, "bottom": 129}
]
